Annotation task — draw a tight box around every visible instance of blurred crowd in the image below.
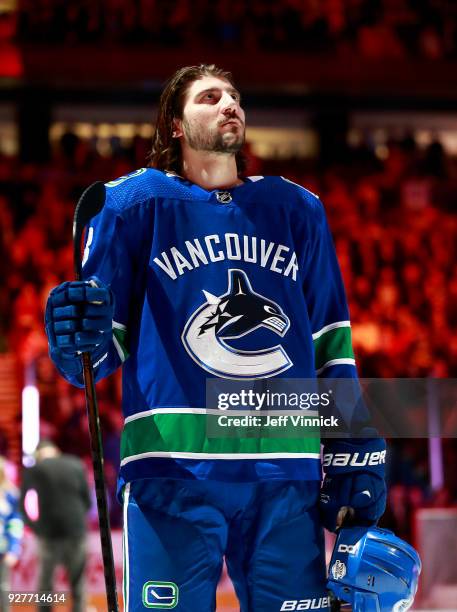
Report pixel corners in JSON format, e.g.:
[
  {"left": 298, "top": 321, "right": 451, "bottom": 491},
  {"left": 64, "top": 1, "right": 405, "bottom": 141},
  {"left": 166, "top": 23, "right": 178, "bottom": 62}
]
[
  {"left": 0, "top": 0, "right": 455, "bottom": 59},
  {"left": 279, "top": 140, "right": 457, "bottom": 379},
  {"left": 0, "top": 128, "right": 456, "bottom": 531}
]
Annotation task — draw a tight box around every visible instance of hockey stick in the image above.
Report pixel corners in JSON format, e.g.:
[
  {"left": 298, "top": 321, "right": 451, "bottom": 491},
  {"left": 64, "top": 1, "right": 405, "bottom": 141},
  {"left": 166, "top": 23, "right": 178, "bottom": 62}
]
[
  {"left": 73, "top": 181, "right": 119, "bottom": 612},
  {"left": 328, "top": 508, "right": 356, "bottom": 611}
]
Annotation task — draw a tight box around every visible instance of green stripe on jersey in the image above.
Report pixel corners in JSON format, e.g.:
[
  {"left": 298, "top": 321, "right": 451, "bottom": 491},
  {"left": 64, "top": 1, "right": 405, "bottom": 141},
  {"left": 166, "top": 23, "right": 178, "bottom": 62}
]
[
  {"left": 313, "top": 325, "right": 354, "bottom": 371},
  {"left": 121, "top": 411, "right": 320, "bottom": 462},
  {"left": 113, "top": 326, "right": 129, "bottom": 361}
]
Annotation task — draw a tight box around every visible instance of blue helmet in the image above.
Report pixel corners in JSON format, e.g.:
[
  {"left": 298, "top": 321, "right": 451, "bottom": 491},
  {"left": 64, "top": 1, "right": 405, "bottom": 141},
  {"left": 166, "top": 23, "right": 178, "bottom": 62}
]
[{"left": 327, "top": 526, "right": 421, "bottom": 612}]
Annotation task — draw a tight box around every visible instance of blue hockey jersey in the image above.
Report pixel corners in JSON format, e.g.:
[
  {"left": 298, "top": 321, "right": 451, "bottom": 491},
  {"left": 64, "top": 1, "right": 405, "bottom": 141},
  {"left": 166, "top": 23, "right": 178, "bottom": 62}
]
[
  {"left": 0, "top": 487, "right": 23, "bottom": 557},
  {"left": 75, "top": 169, "right": 357, "bottom": 486}
]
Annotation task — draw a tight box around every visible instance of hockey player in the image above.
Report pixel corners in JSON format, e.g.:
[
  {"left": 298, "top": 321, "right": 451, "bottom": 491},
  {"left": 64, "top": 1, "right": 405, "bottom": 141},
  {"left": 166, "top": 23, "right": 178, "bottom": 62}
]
[{"left": 45, "top": 65, "right": 387, "bottom": 611}]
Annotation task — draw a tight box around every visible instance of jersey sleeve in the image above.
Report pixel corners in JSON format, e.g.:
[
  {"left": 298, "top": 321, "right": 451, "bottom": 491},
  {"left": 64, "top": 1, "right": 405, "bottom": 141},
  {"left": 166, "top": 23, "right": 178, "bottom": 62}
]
[
  {"left": 301, "top": 195, "right": 357, "bottom": 380},
  {"left": 72, "top": 187, "right": 149, "bottom": 385},
  {"left": 300, "top": 192, "right": 379, "bottom": 435}
]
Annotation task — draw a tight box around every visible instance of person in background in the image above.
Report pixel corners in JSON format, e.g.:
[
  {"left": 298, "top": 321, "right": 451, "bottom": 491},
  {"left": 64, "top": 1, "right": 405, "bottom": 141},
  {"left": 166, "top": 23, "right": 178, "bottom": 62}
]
[
  {"left": 20, "top": 441, "right": 91, "bottom": 612},
  {"left": 0, "top": 456, "right": 23, "bottom": 611}
]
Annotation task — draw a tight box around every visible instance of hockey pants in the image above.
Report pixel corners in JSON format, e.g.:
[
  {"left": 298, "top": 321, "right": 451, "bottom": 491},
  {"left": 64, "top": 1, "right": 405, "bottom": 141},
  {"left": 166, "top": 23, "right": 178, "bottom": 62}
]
[{"left": 122, "top": 478, "right": 330, "bottom": 611}]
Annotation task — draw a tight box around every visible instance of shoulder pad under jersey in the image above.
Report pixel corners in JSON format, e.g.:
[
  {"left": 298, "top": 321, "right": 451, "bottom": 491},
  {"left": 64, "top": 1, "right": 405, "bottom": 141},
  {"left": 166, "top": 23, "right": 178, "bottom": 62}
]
[{"left": 104, "top": 168, "right": 200, "bottom": 211}]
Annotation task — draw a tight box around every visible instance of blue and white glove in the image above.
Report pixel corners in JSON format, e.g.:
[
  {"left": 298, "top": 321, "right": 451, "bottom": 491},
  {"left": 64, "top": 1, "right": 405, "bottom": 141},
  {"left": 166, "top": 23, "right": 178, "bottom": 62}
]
[
  {"left": 319, "top": 436, "right": 387, "bottom": 532},
  {"left": 45, "top": 278, "right": 114, "bottom": 378}
]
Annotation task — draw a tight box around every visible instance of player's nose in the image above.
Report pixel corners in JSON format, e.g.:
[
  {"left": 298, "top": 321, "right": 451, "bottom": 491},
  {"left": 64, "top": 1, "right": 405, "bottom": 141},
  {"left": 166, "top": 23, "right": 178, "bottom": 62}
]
[{"left": 220, "top": 91, "right": 239, "bottom": 115}]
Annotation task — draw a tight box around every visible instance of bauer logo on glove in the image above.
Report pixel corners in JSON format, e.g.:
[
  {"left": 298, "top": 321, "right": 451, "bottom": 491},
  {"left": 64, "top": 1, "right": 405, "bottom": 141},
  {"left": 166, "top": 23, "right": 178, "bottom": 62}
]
[{"left": 319, "top": 437, "right": 387, "bottom": 532}]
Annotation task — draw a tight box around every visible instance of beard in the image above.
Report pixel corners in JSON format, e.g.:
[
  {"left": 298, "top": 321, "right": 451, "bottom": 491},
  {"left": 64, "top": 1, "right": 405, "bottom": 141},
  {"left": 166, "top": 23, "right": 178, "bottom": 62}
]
[{"left": 182, "top": 118, "right": 245, "bottom": 154}]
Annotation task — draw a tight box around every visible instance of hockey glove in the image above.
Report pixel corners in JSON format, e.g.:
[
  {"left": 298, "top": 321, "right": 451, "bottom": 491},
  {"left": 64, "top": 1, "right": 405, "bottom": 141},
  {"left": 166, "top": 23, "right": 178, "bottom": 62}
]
[
  {"left": 45, "top": 279, "right": 114, "bottom": 378},
  {"left": 319, "top": 436, "right": 387, "bottom": 532}
]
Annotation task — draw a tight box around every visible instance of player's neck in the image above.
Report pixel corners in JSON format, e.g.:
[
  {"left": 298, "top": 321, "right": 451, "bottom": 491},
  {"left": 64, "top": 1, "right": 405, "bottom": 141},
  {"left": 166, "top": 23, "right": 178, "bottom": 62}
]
[{"left": 181, "top": 149, "right": 242, "bottom": 191}]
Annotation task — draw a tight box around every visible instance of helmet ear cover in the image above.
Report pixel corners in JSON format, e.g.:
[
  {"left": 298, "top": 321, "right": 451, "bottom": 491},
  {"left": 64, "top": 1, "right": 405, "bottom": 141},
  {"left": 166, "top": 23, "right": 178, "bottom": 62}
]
[{"left": 327, "top": 526, "right": 422, "bottom": 612}]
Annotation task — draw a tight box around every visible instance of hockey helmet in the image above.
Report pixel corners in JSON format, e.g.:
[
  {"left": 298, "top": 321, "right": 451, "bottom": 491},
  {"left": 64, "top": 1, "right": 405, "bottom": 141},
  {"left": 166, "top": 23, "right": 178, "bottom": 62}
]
[{"left": 327, "top": 526, "right": 421, "bottom": 612}]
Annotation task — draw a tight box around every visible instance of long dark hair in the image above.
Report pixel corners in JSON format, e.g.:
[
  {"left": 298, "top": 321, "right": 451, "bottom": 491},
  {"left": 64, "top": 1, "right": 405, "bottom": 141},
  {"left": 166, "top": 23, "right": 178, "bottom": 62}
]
[{"left": 148, "top": 64, "right": 246, "bottom": 175}]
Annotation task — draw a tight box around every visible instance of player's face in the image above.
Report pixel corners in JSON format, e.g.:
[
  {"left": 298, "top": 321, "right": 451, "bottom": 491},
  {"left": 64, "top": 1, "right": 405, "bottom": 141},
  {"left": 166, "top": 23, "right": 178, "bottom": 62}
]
[{"left": 177, "top": 76, "right": 245, "bottom": 154}]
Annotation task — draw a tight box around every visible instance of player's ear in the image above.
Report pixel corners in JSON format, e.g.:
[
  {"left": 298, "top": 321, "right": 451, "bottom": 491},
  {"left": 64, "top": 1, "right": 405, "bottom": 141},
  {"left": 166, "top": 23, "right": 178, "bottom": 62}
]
[{"left": 171, "top": 118, "right": 183, "bottom": 139}]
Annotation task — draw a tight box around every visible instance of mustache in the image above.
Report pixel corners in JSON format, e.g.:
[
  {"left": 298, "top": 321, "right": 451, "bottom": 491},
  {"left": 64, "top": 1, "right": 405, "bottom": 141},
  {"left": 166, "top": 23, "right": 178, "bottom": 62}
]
[{"left": 218, "top": 117, "right": 244, "bottom": 127}]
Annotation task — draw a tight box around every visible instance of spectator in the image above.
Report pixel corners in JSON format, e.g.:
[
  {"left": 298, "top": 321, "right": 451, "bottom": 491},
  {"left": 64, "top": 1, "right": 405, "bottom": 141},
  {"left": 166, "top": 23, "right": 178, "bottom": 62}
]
[
  {"left": 0, "top": 125, "right": 455, "bottom": 548},
  {"left": 20, "top": 441, "right": 91, "bottom": 612},
  {"left": 5, "top": 0, "right": 457, "bottom": 59},
  {"left": 0, "top": 456, "right": 23, "bottom": 611}
]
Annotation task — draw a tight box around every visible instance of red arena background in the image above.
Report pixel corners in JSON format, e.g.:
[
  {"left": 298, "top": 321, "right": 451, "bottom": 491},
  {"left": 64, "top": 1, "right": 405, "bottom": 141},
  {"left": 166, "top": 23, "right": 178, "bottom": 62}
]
[{"left": 0, "top": 1, "right": 456, "bottom": 610}]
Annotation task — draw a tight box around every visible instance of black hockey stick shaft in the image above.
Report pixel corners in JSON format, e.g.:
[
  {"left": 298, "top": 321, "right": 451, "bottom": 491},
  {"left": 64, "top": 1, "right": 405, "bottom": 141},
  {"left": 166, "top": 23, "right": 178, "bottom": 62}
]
[{"left": 73, "top": 182, "right": 119, "bottom": 612}]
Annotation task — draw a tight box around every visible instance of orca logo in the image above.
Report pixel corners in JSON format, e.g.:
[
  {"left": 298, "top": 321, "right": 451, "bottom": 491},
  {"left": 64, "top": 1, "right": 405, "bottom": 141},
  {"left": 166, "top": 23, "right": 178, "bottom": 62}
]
[
  {"left": 182, "top": 269, "right": 292, "bottom": 379},
  {"left": 142, "top": 581, "right": 178, "bottom": 609}
]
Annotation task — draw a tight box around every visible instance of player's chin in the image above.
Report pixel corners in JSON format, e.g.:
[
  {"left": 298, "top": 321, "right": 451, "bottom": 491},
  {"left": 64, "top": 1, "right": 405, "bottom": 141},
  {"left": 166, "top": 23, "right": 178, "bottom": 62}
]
[{"left": 221, "top": 134, "right": 244, "bottom": 152}]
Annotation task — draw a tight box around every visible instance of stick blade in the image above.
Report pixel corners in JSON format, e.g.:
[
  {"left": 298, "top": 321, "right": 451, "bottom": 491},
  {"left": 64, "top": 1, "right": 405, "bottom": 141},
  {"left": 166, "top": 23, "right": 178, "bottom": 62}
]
[
  {"left": 73, "top": 181, "right": 106, "bottom": 236},
  {"left": 73, "top": 181, "right": 106, "bottom": 278}
]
